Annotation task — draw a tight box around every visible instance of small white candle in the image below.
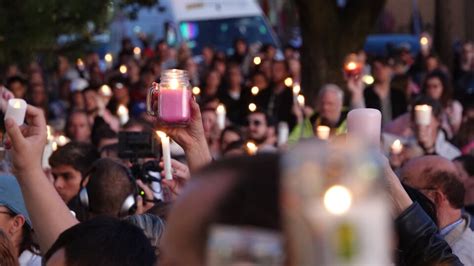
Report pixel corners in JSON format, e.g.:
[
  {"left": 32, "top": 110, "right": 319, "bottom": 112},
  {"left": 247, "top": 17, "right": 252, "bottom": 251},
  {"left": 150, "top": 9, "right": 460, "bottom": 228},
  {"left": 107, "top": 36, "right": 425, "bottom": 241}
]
[
  {"left": 316, "top": 125, "right": 331, "bottom": 140},
  {"left": 216, "top": 104, "right": 226, "bottom": 130},
  {"left": 277, "top": 122, "right": 289, "bottom": 146},
  {"left": 133, "top": 47, "right": 141, "bottom": 60},
  {"left": 192, "top": 86, "right": 201, "bottom": 96},
  {"left": 4, "top": 99, "right": 27, "bottom": 125},
  {"left": 246, "top": 141, "right": 258, "bottom": 156},
  {"left": 347, "top": 108, "right": 382, "bottom": 148},
  {"left": 284, "top": 77, "right": 294, "bottom": 87},
  {"left": 156, "top": 131, "right": 172, "bottom": 180},
  {"left": 391, "top": 139, "right": 403, "bottom": 155},
  {"left": 292, "top": 83, "right": 301, "bottom": 104},
  {"left": 414, "top": 105, "right": 432, "bottom": 126},
  {"left": 104, "top": 53, "right": 113, "bottom": 69},
  {"left": 253, "top": 56, "right": 262, "bottom": 65},
  {"left": 119, "top": 65, "right": 128, "bottom": 75},
  {"left": 248, "top": 103, "right": 257, "bottom": 112},
  {"left": 251, "top": 86, "right": 259, "bottom": 96},
  {"left": 297, "top": 95, "right": 305, "bottom": 108},
  {"left": 117, "top": 105, "right": 129, "bottom": 125},
  {"left": 100, "top": 85, "right": 112, "bottom": 97}
]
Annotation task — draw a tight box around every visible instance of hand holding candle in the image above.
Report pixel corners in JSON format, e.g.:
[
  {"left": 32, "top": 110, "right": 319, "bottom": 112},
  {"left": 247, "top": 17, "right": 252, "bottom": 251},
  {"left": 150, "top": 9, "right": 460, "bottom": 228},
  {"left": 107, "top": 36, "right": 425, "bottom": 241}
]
[
  {"left": 157, "top": 131, "right": 173, "bottom": 180},
  {"left": 4, "top": 99, "right": 27, "bottom": 125}
]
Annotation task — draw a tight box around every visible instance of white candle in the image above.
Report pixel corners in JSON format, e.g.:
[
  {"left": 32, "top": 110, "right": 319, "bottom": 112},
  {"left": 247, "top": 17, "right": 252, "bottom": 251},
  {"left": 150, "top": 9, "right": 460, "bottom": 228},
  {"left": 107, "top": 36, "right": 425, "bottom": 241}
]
[
  {"left": 133, "top": 47, "right": 141, "bottom": 60},
  {"left": 347, "top": 108, "right": 382, "bottom": 148},
  {"left": 104, "top": 53, "right": 113, "bottom": 69},
  {"left": 42, "top": 142, "right": 53, "bottom": 169},
  {"left": 156, "top": 131, "right": 172, "bottom": 180},
  {"left": 278, "top": 122, "right": 289, "bottom": 146},
  {"left": 391, "top": 139, "right": 403, "bottom": 155},
  {"left": 292, "top": 83, "right": 301, "bottom": 104},
  {"left": 414, "top": 105, "right": 432, "bottom": 126},
  {"left": 316, "top": 125, "right": 331, "bottom": 140},
  {"left": 4, "top": 99, "right": 27, "bottom": 125},
  {"left": 117, "top": 105, "right": 129, "bottom": 125},
  {"left": 246, "top": 141, "right": 258, "bottom": 155},
  {"left": 297, "top": 95, "right": 305, "bottom": 108},
  {"left": 216, "top": 104, "right": 226, "bottom": 130}
]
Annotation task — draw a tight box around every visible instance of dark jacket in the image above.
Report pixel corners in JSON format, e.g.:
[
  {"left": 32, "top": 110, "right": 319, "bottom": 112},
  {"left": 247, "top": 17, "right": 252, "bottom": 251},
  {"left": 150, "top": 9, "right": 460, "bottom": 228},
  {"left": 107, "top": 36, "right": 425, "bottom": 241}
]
[
  {"left": 364, "top": 85, "right": 408, "bottom": 121},
  {"left": 396, "top": 202, "right": 464, "bottom": 266}
]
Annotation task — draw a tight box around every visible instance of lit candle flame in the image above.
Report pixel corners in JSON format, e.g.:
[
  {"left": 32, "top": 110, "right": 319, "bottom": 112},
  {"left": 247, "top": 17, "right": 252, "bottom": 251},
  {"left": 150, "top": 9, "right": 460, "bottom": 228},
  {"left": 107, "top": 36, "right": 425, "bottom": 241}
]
[
  {"left": 420, "top": 36, "right": 429, "bottom": 46},
  {"left": 316, "top": 126, "right": 330, "bottom": 140},
  {"left": 104, "top": 53, "right": 113, "bottom": 62},
  {"left": 12, "top": 100, "right": 21, "bottom": 109},
  {"left": 251, "top": 86, "right": 259, "bottom": 96},
  {"left": 57, "top": 135, "right": 69, "bottom": 146},
  {"left": 292, "top": 83, "right": 301, "bottom": 96},
  {"left": 253, "top": 56, "right": 262, "bottom": 65},
  {"left": 248, "top": 103, "right": 257, "bottom": 112},
  {"left": 284, "top": 77, "right": 293, "bottom": 87},
  {"left": 216, "top": 104, "right": 226, "bottom": 114},
  {"left": 246, "top": 142, "right": 258, "bottom": 155},
  {"left": 119, "top": 65, "right": 127, "bottom": 74},
  {"left": 192, "top": 86, "right": 201, "bottom": 95},
  {"left": 324, "top": 185, "right": 352, "bottom": 215},
  {"left": 133, "top": 47, "right": 141, "bottom": 55},
  {"left": 156, "top": 130, "right": 167, "bottom": 139},
  {"left": 345, "top": 61, "right": 357, "bottom": 71},
  {"left": 117, "top": 105, "right": 128, "bottom": 116},
  {"left": 297, "top": 95, "right": 305, "bottom": 107},
  {"left": 391, "top": 139, "right": 403, "bottom": 155},
  {"left": 100, "top": 85, "right": 112, "bottom": 97},
  {"left": 169, "top": 79, "right": 179, "bottom": 90}
]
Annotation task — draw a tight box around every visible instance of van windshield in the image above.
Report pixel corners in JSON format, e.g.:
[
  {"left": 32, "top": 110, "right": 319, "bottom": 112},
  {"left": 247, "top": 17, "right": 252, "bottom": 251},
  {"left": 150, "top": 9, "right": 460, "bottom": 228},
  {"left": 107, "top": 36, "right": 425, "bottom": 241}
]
[{"left": 179, "top": 16, "right": 276, "bottom": 55}]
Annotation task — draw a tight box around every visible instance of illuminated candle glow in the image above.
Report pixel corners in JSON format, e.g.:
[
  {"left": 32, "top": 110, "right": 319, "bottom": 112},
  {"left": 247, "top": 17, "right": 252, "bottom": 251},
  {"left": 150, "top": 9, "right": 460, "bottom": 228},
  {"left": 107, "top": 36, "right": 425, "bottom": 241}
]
[
  {"left": 297, "top": 95, "right": 305, "bottom": 108},
  {"left": 246, "top": 141, "right": 258, "bottom": 155},
  {"left": 253, "top": 56, "right": 262, "bottom": 65},
  {"left": 133, "top": 47, "right": 141, "bottom": 60},
  {"left": 119, "top": 65, "right": 128, "bottom": 75},
  {"left": 4, "top": 99, "right": 27, "bottom": 125},
  {"left": 251, "top": 86, "right": 259, "bottom": 96},
  {"left": 284, "top": 77, "right": 294, "bottom": 87},
  {"left": 216, "top": 104, "right": 226, "bottom": 130},
  {"left": 100, "top": 85, "right": 112, "bottom": 97},
  {"left": 414, "top": 105, "right": 432, "bottom": 126},
  {"left": 316, "top": 126, "right": 331, "bottom": 140},
  {"left": 391, "top": 139, "right": 403, "bottom": 155},
  {"left": 117, "top": 105, "right": 129, "bottom": 125},
  {"left": 156, "top": 131, "right": 172, "bottom": 180},
  {"left": 248, "top": 103, "right": 257, "bottom": 112},
  {"left": 192, "top": 86, "right": 201, "bottom": 96},
  {"left": 324, "top": 185, "right": 352, "bottom": 215}
]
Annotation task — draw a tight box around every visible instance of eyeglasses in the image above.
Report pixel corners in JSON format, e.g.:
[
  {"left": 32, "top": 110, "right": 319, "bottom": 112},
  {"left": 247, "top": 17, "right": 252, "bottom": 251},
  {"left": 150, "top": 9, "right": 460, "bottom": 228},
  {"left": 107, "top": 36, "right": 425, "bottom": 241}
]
[{"left": 246, "top": 120, "right": 262, "bottom": 127}]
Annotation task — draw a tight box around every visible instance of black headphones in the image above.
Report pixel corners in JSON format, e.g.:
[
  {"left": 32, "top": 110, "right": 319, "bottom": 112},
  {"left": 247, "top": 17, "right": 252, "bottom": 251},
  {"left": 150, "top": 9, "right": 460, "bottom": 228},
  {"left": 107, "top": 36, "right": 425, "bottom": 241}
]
[{"left": 79, "top": 163, "right": 138, "bottom": 217}]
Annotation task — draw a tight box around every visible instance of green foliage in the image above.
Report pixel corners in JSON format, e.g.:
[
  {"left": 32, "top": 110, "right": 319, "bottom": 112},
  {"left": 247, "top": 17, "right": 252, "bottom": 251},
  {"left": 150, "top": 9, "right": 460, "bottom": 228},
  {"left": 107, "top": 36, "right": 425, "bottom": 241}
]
[{"left": 0, "top": 0, "right": 158, "bottom": 66}]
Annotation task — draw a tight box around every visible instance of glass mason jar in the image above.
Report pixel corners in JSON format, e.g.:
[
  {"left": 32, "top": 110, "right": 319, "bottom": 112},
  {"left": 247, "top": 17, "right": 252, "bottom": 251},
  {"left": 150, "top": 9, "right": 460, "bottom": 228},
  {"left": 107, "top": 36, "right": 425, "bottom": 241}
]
[{"left": 146, "top": 69, "right": 191, "bottom": 126}]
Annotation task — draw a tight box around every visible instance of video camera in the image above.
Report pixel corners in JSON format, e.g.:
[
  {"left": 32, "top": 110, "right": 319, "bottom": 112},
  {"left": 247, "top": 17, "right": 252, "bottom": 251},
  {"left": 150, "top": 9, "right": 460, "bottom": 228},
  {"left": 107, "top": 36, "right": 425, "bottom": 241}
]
[{"left": 118, "top": 131, "right": 163, "bottom": 184}]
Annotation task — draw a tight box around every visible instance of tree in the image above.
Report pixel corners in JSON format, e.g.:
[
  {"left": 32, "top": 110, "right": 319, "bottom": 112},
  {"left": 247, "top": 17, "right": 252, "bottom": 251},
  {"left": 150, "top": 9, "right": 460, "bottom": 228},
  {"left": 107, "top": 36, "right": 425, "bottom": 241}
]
[
  {"left": 0, "top": 0, "right": 158, "bottom": 67},
  {"left": 294, "top": 0, "right": 386, "bottom": 104}
]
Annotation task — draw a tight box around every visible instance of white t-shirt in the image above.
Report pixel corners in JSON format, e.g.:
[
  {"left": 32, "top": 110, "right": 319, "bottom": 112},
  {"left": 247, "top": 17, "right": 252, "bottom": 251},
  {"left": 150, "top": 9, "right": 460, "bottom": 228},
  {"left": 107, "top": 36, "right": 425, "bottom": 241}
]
[{"left": 19, "top": 250, "right": 42, "bottom": 266}]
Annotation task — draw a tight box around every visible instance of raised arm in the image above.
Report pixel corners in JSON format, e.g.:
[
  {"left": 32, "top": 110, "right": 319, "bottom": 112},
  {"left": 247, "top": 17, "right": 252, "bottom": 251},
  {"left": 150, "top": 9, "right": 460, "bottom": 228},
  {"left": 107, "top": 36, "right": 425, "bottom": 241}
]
[
  {"left": 161, "top": 99, "right": 212, "bottom": 174},
  {"left": 5, "top": 105, "right": 78, "bottom": 253}
]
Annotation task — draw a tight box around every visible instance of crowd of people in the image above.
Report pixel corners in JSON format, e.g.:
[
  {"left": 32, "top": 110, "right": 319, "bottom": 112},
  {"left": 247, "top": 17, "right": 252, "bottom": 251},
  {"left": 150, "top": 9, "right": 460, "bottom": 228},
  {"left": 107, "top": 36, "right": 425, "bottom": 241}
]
[{"left": 0, "top": 33, "right": 473, "bottom": 265}]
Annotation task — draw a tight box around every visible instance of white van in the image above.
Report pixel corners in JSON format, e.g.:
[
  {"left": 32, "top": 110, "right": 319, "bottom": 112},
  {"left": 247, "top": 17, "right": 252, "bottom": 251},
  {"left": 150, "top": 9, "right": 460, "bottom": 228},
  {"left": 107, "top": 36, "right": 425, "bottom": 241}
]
[{"left": 105, "top": 0, "right": 279, "bottom": 55}]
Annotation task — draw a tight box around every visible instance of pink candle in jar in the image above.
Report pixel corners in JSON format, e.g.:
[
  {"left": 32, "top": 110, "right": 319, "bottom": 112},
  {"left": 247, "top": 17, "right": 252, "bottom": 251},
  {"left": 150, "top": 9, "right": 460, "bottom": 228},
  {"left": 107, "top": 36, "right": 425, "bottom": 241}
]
[
  {"left": 147, "top": 69, "right": 192, "bottom": 126},
  {"left": 158, "top": 86, "right": 191, "bottom": 124}
]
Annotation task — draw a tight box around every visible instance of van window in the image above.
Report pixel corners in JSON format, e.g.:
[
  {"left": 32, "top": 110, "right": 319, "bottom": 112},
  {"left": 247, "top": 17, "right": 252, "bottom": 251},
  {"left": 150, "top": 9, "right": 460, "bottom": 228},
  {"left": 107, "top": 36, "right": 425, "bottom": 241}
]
[{"left": 179, "top": 16, "right": 276, "bottom": 55}]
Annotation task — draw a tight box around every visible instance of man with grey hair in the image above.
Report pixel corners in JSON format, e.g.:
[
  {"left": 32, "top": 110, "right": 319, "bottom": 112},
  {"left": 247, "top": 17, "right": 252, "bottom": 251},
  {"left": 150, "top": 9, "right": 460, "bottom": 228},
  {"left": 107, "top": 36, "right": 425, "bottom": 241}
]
[
  {"left": 400, "top": 156, "right": 474, "bottom": 265},
  {"left": 289, "top": 84, "right": 348, "bottom": 142}
]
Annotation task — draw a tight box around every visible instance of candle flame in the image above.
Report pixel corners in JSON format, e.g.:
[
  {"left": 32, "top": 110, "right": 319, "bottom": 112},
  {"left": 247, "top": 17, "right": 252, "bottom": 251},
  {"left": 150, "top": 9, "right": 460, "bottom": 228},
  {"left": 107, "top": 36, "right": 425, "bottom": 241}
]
[
  {"left": 216, "top": 104, "right": 226, "bottom": 113},
  {"left": 248, "top": 103, "right": 257, "bottom": 112},
  {"left": 57, "top": 135, "right": 69, "bottom": 146},
  {"left": 246, "top": 142, "right": 258, "bottom": 155},
  {"left": 345, "top": 61, "right": 357, "bottom": 71},
  {"left": 297, "top": 95, "right": 305, "bottom": 107},
  {"left": 169, "top": 79, "right": 179, "bottom": 90},
  {"left": 391, "top": 139, "right": 403, "bottom": 154},
  {"left": 316, "top": 126, "right": 330, "bottom": 140},
  {"left": 100, "top": 85, "right": 112, "bottom": 97},
  {"left": 76, "top": 58, "right": 84, "bottom": 67},
  {"left": 292, "top": 83, "right": 301, "bottom": 95},
  {"left": 362, "top": 75, "right": 374, "bottom": 85},
  {"left": 52, "top": 141, "right": 58, "bottom": 151},
  {"left": 251, "top": 86, "right": 259, "bottom": 96},
  {"left": 104, "top": 53, "right": 113, "bottom": 62},
  {"left": 133, "top": 47, "right": 141, "bottom": 55},
  {"left": 156, "top": 130, "right": 167, "bottom": 139},
  {"left": 253, "top": 56, "right": 262, "bottom": 65},
  {"left": 12, "top": 100, "right": 21, "bottom": 109},
  {"left": 284, "top": 77, "right": 293, "bottom": 87},
  {"left": 324, "top": 185, "right": 352, "bottom": 215},
  {"left": 119, "top": 65, "right": 127, "bottom": 74},
  {"left": 117, "top": 105, "right": 128, "bottom": 115},
  {"left": 192, "top": 86, "right": 201, "bottom": 95},
  {"left": 420, "top": 36, "right": 429, "bottom": 46}
]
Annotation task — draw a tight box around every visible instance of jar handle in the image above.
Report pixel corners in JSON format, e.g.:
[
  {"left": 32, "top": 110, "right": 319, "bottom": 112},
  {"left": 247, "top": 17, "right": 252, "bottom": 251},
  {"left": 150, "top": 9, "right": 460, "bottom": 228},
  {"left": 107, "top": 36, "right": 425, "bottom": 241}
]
[{"left": 146, "top": 82, "right": 158, "bottom": 116}]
